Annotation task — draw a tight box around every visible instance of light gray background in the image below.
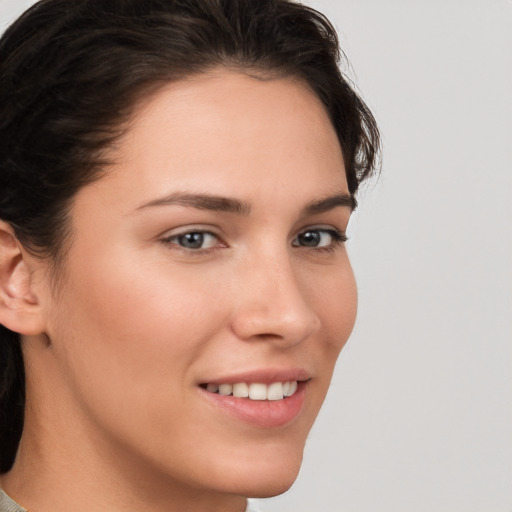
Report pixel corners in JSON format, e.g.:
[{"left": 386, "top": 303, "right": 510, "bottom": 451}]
[{"left": 1, "top": 1, "right": 511, "bottom": 511}]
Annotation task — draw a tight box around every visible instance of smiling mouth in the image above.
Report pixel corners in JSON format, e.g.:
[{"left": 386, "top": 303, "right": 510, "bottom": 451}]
[{"left": 200, "top": 381, "right": 299, "bottom": 401}]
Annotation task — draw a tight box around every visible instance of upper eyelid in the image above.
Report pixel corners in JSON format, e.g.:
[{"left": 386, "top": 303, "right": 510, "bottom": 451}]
[
  {"left": 164, "top": 230, "right": 218, "bottom": 240},
  {"left": 295, "top": 227, "right": 346, "bottom": 237},
  {"left": 295, "top": 224, "right": 346, "bottom": 236},
  {"left": 159, "top": 224, "right": 222, "bottom": 238}
]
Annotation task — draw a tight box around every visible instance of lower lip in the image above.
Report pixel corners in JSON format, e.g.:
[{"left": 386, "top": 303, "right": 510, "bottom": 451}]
[{"left": 199, "top": 382, "right": 307, "bottom": 428}]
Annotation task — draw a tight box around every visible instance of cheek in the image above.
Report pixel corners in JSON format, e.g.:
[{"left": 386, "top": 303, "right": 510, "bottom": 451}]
[
  {"left": 48, "top": 257, "right": 226, "bottom": 415},
  {"left": 307, "top": 260, "right": 357, "bottom": 385},
  {"left": 314, "top": 260, "right": 357, "bottom": 341},
  {"left": 45, "top": 260, "right": 238, "bottom": 480},
  {"left": 328, "top": 271, "right": 357, "bottom": 351}
]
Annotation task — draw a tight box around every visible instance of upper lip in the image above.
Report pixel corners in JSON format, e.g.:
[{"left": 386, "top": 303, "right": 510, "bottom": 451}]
[{"left": 199, "top": 368, "right": 311, "bottom": 385}]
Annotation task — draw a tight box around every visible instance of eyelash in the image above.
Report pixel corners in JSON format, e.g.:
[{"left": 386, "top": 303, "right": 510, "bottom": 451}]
[
  {"left": 292, "top": 228, "right": 348, "bottom": 253},
  {"left": 161, "top": 227, "right": 347, "bottom": 253}
]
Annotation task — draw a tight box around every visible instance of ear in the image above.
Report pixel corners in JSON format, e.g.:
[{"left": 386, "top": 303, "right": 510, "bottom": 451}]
[{"left": 0, "top": 221, "right": 46, "bottom": 335}]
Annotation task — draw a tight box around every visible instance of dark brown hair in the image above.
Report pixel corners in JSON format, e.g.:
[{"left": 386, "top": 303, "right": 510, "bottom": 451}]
[{"left": 0, "top": 0, "right": 380, "bottom": 472}]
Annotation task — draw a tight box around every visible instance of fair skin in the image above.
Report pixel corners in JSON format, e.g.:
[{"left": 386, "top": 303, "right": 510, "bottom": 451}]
[{"left": 0, "top": 70, "right": 357, "bottom": 512}]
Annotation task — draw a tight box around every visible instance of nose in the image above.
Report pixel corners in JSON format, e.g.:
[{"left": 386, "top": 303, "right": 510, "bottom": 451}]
[{"left": 230, "top": 253, "right": 321, "bottom": 348}]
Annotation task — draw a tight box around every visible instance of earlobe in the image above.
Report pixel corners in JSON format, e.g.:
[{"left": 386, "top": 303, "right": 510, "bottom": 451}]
[{"left": 0, "top": 221, "right": 46, "bottom": 335}]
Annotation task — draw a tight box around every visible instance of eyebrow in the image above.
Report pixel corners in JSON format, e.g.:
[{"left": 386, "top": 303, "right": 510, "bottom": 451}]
[
  {"left": 134, "top": 191, "right": 356, "bottom": 215},
  {"left": 303, "top": 193, "right": 357, "bottom": 215},
  {"left": 135, "top": 192, "right": 251, "bottom": 215}
]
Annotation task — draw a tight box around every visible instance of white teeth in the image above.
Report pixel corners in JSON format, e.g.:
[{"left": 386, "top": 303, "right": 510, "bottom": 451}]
[
  {"left": 205, "top": 381, "right": 299, "bottom": 400},
  {"left": 285, "top": 380, "right": 297, "bottom": 397},
  {"left": 233, "top": 382, "right": 249, "bottom": 398},
  {"left": 218, "top": 384, "right": 233, "bottom": 396},
  {"left": 249, "top": 383, "right": 268, "bottom": 400},
  {"left": 267, "top": 382, "right": 284, "bottom": 401}
]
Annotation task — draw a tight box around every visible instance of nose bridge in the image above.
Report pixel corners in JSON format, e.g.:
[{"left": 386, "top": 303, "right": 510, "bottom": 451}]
[{"left": 231, "top": 246, "right": 321, "bottom": 345}]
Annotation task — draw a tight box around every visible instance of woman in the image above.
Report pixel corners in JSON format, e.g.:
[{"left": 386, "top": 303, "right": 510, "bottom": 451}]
[{"left": 0, "top": 0, "right": 379, "bottom": 510}]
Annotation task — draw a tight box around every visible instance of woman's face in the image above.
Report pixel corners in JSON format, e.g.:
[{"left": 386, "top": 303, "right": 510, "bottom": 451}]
[{"left": 31, "top": 71, "right": 357, "bottom": 500}]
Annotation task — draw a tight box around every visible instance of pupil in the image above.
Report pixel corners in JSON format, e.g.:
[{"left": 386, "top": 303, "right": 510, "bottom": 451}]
[
  {"left": 180, "top": 232, "right": 204, "bottom": 249},
  {"left": 299, "top": 231, "right": 320, "bottom": 247}
]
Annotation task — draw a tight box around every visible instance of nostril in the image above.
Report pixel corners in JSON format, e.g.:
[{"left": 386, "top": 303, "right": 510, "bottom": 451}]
[{"left": 253, "top": 333, "right": 283, "bottom": 340}]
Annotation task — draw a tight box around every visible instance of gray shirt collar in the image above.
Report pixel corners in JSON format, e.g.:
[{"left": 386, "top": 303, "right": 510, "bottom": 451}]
[{"left": 0, "top": 490, "right": 28, "bottom": 512}]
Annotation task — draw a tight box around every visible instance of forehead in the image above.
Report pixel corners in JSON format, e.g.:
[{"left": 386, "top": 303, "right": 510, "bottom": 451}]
[{"left": 90, "top": 70, "right": 348, "bottom": 209}]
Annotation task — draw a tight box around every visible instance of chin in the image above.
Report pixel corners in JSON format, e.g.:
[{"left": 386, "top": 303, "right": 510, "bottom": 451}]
[
  {"left": 229, "top": 473, "right": 301, "bottom": 500},
  {"left": 244, "top": 476, "right": 299, "bottom": 499},
  {"left": 215, "top": 447, "right": 304, "bottom": 499}
]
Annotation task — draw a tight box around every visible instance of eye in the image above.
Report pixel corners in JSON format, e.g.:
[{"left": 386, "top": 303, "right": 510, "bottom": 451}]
[
  {"left": 163, "top": 231, "right": 221, "bottom": 250},
  {"left": 292, "top": 228, "right": 346, "bottom": 248}
]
